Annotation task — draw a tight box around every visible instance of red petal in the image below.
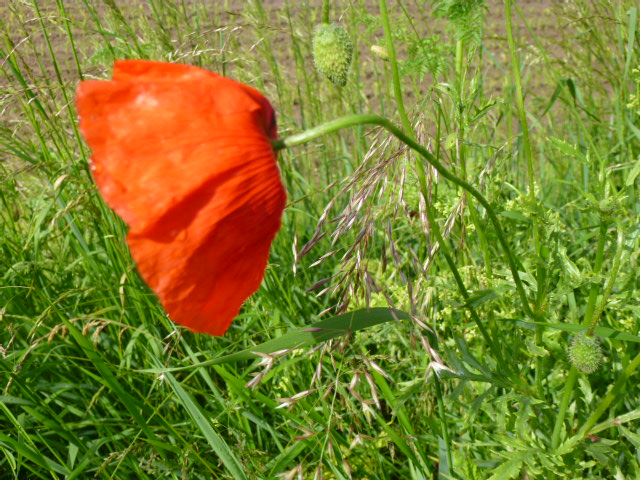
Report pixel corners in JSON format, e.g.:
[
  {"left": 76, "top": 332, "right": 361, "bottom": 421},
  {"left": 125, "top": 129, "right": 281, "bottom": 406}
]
[{"left": 76, "top": 60, "right": 286, "bottom": 335}]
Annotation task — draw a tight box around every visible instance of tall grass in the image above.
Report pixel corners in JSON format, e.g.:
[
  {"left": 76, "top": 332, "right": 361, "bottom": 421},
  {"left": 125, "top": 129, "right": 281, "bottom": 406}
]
[{"left": 1, "top": 0, "right": 639, "bottom": 478}]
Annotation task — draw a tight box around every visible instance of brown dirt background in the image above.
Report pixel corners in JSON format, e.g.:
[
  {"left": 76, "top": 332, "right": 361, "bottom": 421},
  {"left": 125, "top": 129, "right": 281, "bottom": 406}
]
[{"left": 1, "top": 0, "right": 567, "bottom": 108}]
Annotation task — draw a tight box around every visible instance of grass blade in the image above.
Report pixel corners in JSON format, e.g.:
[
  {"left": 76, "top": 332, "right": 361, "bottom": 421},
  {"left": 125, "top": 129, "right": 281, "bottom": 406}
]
[
  {"left": 152, "top": 359, "right": 248, "bottom": 480},
  {"left": 148, "top": 308, "right": 410, "bottom": 372}
]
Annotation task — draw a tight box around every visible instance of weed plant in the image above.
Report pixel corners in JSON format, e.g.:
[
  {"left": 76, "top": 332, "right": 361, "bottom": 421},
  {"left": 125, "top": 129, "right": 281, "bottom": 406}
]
[{"left": 1, "top": 0, "right": 640, "bottom": 478}]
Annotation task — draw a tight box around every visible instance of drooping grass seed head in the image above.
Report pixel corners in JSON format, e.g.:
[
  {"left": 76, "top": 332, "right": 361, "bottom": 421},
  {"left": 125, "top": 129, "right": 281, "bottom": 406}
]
[
  {"left": 312, "top": 23, "right": 353, "bottom": 87},
  {"left": 569, "top": 333, "right": 603, "bottom": 374}
]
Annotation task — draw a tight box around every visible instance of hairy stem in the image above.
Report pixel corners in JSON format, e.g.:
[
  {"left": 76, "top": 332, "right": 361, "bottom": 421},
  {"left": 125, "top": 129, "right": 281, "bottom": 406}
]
[
  {"left": 551, "top": 367, "right": 577, "bottom": 448},
  {"left": 587, "top": 220, "right": 624, "bottom": 335}
]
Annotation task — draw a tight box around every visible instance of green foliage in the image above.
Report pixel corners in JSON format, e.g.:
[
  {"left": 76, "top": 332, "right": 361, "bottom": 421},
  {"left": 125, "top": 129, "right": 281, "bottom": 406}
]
[
  {"left": 1, "top": 0, "right": 640, "bottom": 479},
  {"left": 433, "top": 0, "right": 486, "bottom": 47},
  {"left": 400, "top": 35, "right": 449, "bottom": 81}
]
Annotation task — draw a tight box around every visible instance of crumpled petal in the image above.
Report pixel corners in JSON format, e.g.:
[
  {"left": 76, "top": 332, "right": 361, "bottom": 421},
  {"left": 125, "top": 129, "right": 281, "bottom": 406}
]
[{"left": 76, "top": 60, "right": 286, "bottom": 335}]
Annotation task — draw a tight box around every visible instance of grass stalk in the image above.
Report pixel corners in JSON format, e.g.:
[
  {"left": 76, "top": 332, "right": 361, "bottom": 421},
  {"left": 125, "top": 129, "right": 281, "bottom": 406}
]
[
  {"left": 378, "top": 0, "right": 411, "bottom": 133},
  {"left": 504, "top": 0, "right": 546, "bottom": 394},
  {"left": 321, "top": 0, "right": 330, "bottom": 23}
]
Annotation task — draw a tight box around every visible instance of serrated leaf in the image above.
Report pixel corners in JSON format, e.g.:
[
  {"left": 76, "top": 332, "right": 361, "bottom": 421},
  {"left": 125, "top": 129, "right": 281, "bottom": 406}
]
[
  {"left": 626, "top": 157, "right": 640, "bottom": 186},
  {"left": 488, "top": 458, "right": 524, "bottom": 480},
  {"left": 524, "top": 338, "right": 547, "bottom": 357},
  {"left": 547, "top": 137, "right": 588, "bottom": 163},
  {"left": 556, "top": 245, "right": 583, "bottom": 287},
  {"left": 585, "top": 438, "right": 618, "bottom": 464},
  {"left": 620, "top": 426, "right": 640, "bottom": 448}
]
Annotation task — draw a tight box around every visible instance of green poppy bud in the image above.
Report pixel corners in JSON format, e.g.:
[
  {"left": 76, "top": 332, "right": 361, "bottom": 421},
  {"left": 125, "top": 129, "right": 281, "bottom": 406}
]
[
  {"left": 569, "top": 333, "right": 602, "bottom": 374},
  {"left": 312, "top": 23, "right": 353, "bottom": 87},
  {"left": 370, "top": 45, "right": 389, "bottom": 61},
  {"left": 598, "top": 197, "right": 616, "bottom": 215}
]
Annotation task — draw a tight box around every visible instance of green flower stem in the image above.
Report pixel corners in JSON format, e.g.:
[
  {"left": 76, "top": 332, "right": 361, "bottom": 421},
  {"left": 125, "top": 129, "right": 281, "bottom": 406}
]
[
  {"left": 504, "top": 0, "right": 536, "bottom": 215},
  {"left": 583, "top": 222, "right": 608, "bottom": 327},
  {"left": 321, "top": 0, "right": 329, "bottom": 23},
  {"left": 551, "top": 367, "right": 578, "bottom": 448},
  {"left": 455, "top": 40, "right": 464, "bottom": 93},
  {"left": 504, "top": 0, "right": 537, "bottom": 232},
  {"left": 559, "top": 350, "right": 640, "bottom": 455},
  {"left": 381, "top": 0, "right": 490, "bottom": 312},
  {"left": 454, "top": 38, "right": 466, "bottom": 180},
  {"left": 274, "top": 114, "right": 536, "bottom": 321},
  {"left": 414, "top": 114, "right": 506, "bottom": 369}
]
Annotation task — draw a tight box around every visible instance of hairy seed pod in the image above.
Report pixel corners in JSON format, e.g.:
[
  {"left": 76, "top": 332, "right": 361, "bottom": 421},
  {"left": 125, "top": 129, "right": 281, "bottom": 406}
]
[
  {"left": 569, "top": 333, "right": 602, "bottom": 374},
  {"left": 312, "top": 23, "right": 353, "bottom": 87}
]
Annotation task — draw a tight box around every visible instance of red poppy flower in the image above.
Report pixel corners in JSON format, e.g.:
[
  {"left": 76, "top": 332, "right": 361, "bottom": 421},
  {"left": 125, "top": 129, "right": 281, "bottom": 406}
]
[{"left": 76, "top": 60, "right": 286, "bottom": 336}]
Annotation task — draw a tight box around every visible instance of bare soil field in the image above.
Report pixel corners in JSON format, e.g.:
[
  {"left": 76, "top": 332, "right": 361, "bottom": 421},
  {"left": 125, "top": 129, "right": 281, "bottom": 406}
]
[{"left": 1, "top": 0, "right": 577, "bottom": 118}]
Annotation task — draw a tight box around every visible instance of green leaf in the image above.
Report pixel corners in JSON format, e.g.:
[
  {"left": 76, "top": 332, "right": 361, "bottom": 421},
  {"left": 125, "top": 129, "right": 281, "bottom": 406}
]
[
  {"left": 547, "top": 137, "right": 588, "bottom": 163},
  {"left": 501, "top": 210, "right": 532, "bottom": 224},
  {"left": 463, "top": 289, "right": 500, "bottom": 308},
  {"left": 541, "top": 78, "right": 576, "bottom": 117},
  {"left": 488, "top": 457, "right": 524, "bottom": 480},
  {"left": 0, "top": 431, "right": 70, "bottom": 476},
  {"left": 148, "top": 308, "right": 411, "bottom": 373},
  {"left": 626, "top": 157, "right": 640, "bottom": 187}
]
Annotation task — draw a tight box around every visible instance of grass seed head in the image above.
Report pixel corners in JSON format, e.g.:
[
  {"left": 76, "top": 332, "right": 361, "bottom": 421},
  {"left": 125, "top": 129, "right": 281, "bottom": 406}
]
[
  {"left": 569, "top": 333, "right": 603, "bottom": 374},
  {"left": 312, "top": 23, "right": 353, "bottom": 87}
]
